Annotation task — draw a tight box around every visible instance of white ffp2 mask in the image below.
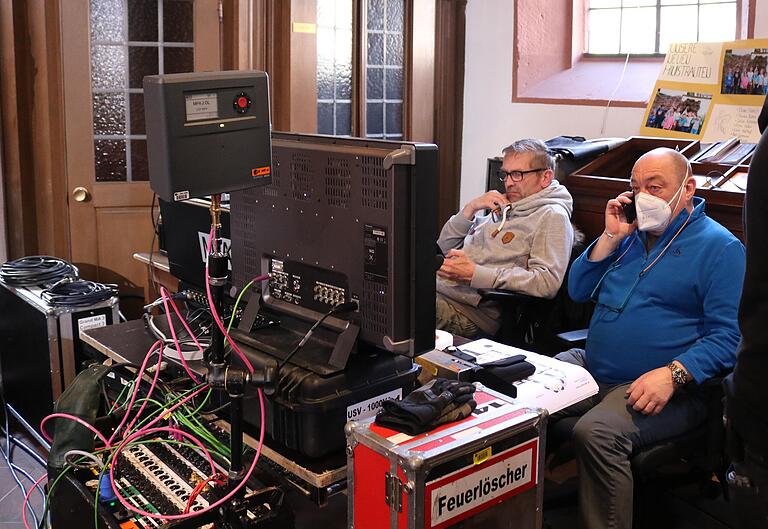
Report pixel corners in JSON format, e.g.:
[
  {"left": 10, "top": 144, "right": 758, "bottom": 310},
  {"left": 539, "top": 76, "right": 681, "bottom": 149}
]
[{"left": 635, "top": 179, "right": 686, "bottom": 235}]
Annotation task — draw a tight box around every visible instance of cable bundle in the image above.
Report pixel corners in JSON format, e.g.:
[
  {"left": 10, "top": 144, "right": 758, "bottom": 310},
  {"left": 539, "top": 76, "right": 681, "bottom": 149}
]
[
  {"left": 0, "top": 256, "right": 78, "bottom": 287},
  {"left": 41, "top": 279, "right": 118, "bottom": 307},
  {"left": 22, "top": 223, "right": 272, "bottom": 529}
]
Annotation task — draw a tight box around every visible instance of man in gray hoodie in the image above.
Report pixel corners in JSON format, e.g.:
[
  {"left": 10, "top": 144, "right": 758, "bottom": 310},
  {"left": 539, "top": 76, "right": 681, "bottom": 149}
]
[{"left": 436, "top": 139, "right": 574, "bottom": 338}]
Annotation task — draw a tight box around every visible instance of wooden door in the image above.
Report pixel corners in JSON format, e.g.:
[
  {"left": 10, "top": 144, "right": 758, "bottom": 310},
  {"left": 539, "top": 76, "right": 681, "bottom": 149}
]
[{"left": 61, "top": 0, "right": 220, "bottom": 314}]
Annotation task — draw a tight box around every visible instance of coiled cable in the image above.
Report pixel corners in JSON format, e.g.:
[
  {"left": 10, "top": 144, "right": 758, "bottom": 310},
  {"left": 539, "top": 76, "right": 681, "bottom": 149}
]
[
  {"left": 0, "top": 256, "right": 78, "bottom": 287},
  {"left": 41, "top": 278, "right": 118, "bottom": 307}
]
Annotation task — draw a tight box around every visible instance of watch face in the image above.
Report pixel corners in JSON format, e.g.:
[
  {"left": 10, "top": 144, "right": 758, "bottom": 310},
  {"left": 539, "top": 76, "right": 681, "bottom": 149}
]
[{"left": 668, "top": 363, "right": 687, "bottom": 386}]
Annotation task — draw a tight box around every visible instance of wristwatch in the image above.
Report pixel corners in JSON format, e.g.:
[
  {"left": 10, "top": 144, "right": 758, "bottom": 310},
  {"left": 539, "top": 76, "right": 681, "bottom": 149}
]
[{"left": 667, "top": 362, "right": 689, "bottom": 387}]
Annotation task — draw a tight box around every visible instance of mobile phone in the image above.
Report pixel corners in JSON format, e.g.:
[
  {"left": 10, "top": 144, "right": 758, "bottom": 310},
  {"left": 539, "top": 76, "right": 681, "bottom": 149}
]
[{"left": 622, "top": 196, "right": 637, "bottom": 223}]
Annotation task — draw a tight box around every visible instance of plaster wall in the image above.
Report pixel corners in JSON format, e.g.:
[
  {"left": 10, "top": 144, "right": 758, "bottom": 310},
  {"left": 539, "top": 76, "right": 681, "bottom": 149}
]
[{"left": 460, "top": 0, "right": 768, "bottom": 206}]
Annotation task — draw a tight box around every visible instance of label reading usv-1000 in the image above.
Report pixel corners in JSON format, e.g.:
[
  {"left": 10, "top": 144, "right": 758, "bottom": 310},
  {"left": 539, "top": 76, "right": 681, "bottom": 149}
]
[
  {"left": 346, "top": 388, "right": 402, "bottom": 421},
  {"left": 426, "top": 439, "right": 538, "bottom": 528}
]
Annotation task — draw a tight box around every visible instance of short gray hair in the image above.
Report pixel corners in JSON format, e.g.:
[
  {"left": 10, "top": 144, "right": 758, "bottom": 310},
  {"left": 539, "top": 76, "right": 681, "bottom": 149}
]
[{"left": 501, "top": 139, "right": 555, "bottom": 170}]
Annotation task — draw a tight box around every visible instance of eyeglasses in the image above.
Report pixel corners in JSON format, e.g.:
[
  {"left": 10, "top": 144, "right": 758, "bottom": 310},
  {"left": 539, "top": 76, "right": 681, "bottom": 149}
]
[{"left": 497, "top": 167, "right": 547, "bottom": 183}]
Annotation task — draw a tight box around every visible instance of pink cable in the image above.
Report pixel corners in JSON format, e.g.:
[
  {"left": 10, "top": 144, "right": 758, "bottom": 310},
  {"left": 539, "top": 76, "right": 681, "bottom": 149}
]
[
  {"left": 204, "top": 225, "right": 255, "bottom": 375},
  {"left": 123, "top": 341, "right": 168, "bottom": 436},
  {"left": 107, "top": 340, "right": 163, "bottom": 445},
  {"left": 113, "top": 427, "right": 217, "bottom": 479},
  {"left": 22, "top": 473, "right": 46, "bottom": 529},
  {"left": 132, "top": 385, "right": 208, "bottom": 434},
  {"left": 159, "top": 286, "right": 202, "bottom": 383},
  {"left": 109, "top": 389, "right": 266, "bottom": 521},
  {"left": 40, "top": 413, "right": 110, "bottom": 447}
]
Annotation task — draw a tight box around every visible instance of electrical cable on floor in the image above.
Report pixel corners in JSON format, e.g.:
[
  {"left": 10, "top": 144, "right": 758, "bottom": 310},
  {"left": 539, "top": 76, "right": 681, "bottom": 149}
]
[
  {"left": 9, "top": 436, "right": 46, "bottom": 468},
  {"left": 1, "top": 390, "right": 44, "bottom": 527}
]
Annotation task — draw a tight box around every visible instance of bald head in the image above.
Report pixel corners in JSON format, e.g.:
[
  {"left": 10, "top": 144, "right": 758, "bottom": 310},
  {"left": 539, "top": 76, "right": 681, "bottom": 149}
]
[
  {"left": 630, "top": 147, "right": 696, "bottom": 221},
  {"left": 634, "top": 147, "right": 691, "bottom": 185}
]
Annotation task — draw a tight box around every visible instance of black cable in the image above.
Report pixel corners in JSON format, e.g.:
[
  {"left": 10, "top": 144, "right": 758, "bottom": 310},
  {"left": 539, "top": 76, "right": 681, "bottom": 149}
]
[
  {"left": 41, "top": 279, "right": 117, "bottom": 307},
  {"left": 148, "top": 193, "right": 160, "bottom": 298},
  {"left": 0, "top": 256, "right": 78, "bottom": 287},
  {"left": 277, "top": 301, "right": 359, "bottom": 371}
]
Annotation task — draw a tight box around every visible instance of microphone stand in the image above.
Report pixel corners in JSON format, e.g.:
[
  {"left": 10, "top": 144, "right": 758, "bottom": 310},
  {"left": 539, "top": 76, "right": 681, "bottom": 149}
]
[{"left": 166, "top": 194, "right": 278, "bottom": 529}]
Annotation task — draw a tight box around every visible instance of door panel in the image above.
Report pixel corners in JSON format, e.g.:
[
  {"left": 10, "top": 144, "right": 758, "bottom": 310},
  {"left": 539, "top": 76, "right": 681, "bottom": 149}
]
[
  {"left": 62, "top": 0, "right": 220, "bottom": 314},
  {"left": 95, "top": 207, "right": 155, "bottom": 292}
]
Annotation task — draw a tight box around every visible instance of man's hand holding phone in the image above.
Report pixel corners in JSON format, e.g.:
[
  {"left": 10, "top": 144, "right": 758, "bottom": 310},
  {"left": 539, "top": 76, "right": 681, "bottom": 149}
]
[
  {"left": 606, "top": 191, "right": 638, "bottom": 241},
  {"left": 588, "top": 191, "right": 638, "bottom": 262}
]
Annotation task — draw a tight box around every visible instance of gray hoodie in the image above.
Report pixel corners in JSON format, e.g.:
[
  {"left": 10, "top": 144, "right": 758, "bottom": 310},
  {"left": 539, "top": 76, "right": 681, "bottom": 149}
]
[{"left": 437, "top": 181, "right": 574, "bottom": 335}]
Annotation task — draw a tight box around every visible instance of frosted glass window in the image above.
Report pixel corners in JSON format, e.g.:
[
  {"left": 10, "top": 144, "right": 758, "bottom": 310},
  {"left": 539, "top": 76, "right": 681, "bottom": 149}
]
[
  {"left": 588, "top": 0, "right": 736, "bottom": 55},
  {"left": 366, "top": 0, "right": 404, "bottom": 139},
  {"left": 90, "top": 0, "right": 194, "bottom": 182},
  {"left": 316, "top": 0, "right": 353, "bottom": 136}
]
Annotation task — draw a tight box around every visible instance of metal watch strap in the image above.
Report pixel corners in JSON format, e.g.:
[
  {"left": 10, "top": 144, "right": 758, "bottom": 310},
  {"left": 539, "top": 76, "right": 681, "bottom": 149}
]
[{"left": 667, "top": 362, "right": 688, "bottom": 387}]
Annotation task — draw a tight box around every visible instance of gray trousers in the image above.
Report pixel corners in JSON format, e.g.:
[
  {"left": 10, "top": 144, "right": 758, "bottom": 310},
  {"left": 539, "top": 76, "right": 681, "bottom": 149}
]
[
  {"left": 551, "top": 349, "right": 708, "bottom": 529},
  {"left": 435, "top": 294, "right": 480, "bottom": 338}
]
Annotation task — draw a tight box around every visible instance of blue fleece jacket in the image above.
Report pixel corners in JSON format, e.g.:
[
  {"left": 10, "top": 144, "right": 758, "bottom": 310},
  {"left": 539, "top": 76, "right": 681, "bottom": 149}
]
[{"left": 569, "top": 197, "right": 745, "bottom": 384}]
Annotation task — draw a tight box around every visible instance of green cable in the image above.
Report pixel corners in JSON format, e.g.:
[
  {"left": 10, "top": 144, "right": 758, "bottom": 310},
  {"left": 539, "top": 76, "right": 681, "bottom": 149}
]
[
  {"left": 127, "top": 383, "right": 207, "bottom": 434},
  {"left": 173, "top": 411, "right": 227, "bottom": 453},
  {"left": 37, "top": 466, "right": 73, "bottom": 529},
  {"left": 125, "top": 394, "right": 230, "bottom": 460},
  {"left": 108, "top": 381, "right": 132, "bottom": 415},
  {"left": 175, "top": 404, "right": 230, "bottom": 454},
  {"left": 189, "top": 388, "right": 213, "bottom": 416},
  {"left": 121, "top": 391, "right": 230, "bottom": 460},
  {"left": 223, "top": 279, "right": 253, "bottom": 348},
  {"left": 110, "top": 387, "right": 228, "bottom": 463},
  {"left": 41, "top": 436, "right": 232, "bottom": 529},
  {"left": 172, "top": 413, "right": 229, "bottom": 459}
]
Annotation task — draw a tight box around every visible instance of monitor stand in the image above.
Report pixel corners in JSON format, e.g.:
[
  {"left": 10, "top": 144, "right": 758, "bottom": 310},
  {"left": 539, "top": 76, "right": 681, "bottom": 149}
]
[{"left": 231, "top": 289, "right": 360, "bottom": 375}]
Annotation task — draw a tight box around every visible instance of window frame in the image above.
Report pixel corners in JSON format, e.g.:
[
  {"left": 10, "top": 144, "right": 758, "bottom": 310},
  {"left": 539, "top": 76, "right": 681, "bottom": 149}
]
[
  {"left": 511, "top": 0, "right": 756, "bottom": 108},
  {"left": 585, "top": 0, "right": 740, "bottom": 57}
]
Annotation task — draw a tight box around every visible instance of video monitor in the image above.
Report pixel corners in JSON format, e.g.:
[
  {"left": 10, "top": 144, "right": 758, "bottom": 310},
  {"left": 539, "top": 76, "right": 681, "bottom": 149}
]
[{"left": 229, "top": 132, "right": 437, "bottom": 367}]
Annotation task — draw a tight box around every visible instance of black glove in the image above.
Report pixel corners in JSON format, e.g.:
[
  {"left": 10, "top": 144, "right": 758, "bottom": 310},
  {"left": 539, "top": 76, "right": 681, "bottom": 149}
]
[
  {"left": 375, "top": 378, "right": 476, "bottom": 435},
  {"left": 474, "top": 355, "right": 535, "bottom": 398},
  {"left": 435, "top": 399, "right": 477, "bottom": 427}
]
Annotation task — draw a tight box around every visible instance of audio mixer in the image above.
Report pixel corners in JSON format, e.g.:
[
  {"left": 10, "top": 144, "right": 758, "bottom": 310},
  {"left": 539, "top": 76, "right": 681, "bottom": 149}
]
[{"left": 50, "top": 434, "right": 289, "bottom": 529}]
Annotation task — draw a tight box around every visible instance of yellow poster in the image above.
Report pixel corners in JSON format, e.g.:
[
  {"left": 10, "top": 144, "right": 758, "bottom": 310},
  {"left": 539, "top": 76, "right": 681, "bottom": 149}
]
[{"left": 640, "top": 39, "right": 768, "bottom": 143}]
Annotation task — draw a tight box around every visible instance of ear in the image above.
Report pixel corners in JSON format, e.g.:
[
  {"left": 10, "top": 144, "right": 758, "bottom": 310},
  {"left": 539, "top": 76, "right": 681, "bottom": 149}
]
[
  {"left": 541, "top": 169, "right": 554, "bottom": 188},
  {"left": 684, "top": 176, "right": 696, "bottom": 201}
]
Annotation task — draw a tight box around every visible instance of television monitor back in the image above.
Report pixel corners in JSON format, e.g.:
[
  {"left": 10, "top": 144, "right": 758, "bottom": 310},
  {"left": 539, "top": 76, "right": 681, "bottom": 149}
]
[{"left": 230, "top": 133, "right": 437, "bottom": 358}]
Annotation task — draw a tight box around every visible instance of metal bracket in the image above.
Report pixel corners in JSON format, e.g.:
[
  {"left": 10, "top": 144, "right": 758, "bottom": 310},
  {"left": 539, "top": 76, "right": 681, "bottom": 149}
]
[
  {"left": 384, "top": 472, "right": 403, "bottom": 513},
  {"left": 382, "top": 145, "right": 416, "bottom": 170},
  {"left": 382, "top": 335, "right": 414, "bottom": 355}
]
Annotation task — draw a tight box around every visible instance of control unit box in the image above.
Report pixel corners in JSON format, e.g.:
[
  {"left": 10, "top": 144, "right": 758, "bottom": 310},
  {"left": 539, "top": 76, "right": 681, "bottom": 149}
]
[{"left": 144, "top": 70, "right": 272, "bottom": 201}]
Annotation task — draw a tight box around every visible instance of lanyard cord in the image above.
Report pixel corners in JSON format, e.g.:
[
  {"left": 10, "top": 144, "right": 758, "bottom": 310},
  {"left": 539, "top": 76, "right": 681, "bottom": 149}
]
[
  {"left": 469, "top": 204, "right": 512, "bottom": 236},
  {"left": 491, "top": 205, "right": 512, "bottom": 237},
  {"left": 609, "top": 208, "right": 693, "bottom": 274},
  {"left": 639, "top": 209, "right": 693, "bottom": 275}
]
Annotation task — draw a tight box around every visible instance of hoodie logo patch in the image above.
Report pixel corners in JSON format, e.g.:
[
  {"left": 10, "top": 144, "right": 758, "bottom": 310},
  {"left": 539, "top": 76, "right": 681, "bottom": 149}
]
[{"left": 501, "top": 232, "right": 515, "bottom": 244}]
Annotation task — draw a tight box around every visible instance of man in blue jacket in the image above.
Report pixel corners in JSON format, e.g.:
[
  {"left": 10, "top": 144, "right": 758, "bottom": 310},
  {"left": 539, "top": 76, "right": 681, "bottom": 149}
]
[{"left": 555, "top": 147, "right": 745, "bottom": 529}]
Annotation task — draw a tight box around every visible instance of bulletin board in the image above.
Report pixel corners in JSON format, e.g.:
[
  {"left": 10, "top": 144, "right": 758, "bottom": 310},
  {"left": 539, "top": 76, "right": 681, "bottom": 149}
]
[{"left": 640, "top": 39, "right": 768, "bottom": 143}]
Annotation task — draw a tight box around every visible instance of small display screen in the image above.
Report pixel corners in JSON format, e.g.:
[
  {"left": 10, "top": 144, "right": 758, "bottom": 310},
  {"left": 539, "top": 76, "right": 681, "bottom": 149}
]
[{"left": 184, "top": 92, "right": 218, "bottom": 121}]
